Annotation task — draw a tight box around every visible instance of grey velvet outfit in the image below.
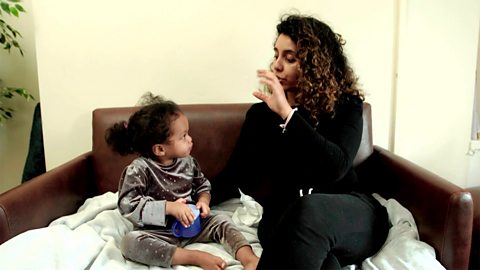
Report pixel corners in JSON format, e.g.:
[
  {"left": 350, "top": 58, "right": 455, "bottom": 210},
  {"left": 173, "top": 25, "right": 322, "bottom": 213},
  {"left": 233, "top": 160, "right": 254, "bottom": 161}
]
[{"left": 118, "top": 156, "right": 250, "bottom": 267}]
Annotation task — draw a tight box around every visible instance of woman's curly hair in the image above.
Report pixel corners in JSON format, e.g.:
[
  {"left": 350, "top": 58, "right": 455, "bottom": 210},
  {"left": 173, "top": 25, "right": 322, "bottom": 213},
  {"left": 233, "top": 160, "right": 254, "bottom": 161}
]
[{"left": 276, "top": 14, "right": 364, "bottom": 124}]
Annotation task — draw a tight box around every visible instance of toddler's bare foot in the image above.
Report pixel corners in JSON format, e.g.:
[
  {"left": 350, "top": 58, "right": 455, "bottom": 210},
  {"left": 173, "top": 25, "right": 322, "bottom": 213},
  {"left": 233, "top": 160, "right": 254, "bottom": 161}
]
[
  {"left": 196, "top": 251, "right": 227, "bottom": 270},
  {"left": 236, "top": 245, "right": 259, "bottom": 270},
  {"left": 242, "top": 256, "right": 259, "bottom": 270},
  {"left": 172, "top": 248, "right": 226, "bottom": 270}
]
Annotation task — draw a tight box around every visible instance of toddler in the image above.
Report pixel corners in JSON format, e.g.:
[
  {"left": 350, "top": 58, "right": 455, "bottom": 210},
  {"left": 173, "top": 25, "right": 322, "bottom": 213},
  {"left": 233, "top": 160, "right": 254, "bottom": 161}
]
[{"left": 105, "top": 98, "right": 259, "bottom": 270}]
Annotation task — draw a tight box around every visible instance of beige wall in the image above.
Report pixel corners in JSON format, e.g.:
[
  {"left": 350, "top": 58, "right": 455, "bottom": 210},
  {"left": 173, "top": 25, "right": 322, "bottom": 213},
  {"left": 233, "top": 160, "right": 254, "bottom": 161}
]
[
  {"left": 1, "top": 0, "right": 479, "bottom": 194},
  {"left": 0, "top": 0, "right": 39, "bottom": 193},
  {"left": 33, "top": 0, "right": 395, "bottom": 170},
  {"left": 394, "top": 0, "right": 480, "bottom": 187}
]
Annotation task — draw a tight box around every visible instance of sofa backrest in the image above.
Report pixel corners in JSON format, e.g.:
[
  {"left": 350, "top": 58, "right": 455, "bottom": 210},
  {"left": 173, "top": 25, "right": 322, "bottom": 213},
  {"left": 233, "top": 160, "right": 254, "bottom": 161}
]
[{"left": 92, "top": 102, "right": 372, "bottom": 195}]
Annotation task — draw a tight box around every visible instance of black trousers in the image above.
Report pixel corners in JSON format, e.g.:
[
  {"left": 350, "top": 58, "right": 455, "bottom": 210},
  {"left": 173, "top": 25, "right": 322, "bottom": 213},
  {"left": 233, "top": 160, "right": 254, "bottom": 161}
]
[{"left": 257, "top": 192, "right": 389, "bottom": 270}]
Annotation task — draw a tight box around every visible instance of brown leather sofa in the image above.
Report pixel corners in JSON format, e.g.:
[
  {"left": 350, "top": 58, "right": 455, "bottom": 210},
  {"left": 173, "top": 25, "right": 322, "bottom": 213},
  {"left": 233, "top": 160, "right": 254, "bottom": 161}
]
[
  {"left": 467, "top": 186, "right": 480, "bottom": 269},
  {"left": 0, "top": 103, "right": 473, "bottom": 269}
]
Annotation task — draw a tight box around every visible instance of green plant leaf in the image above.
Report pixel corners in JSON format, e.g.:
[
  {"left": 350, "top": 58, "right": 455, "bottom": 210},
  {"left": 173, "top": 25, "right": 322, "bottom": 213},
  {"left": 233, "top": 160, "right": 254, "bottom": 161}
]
[
  {"left": 10, "top": 6, "right": 18, "bottom": 17},
  {"left": 2, "top": 92, "right": 13, "bottom": 98},
  {"left": 3, "top": 110, "right": 12, "bottom": 118},
  {"left": 0, "top": 86, "right": 35, "bottom": 125},
  {"left": 6, "top": 24, "right": 16, "bottom": 36},
  {"left": 4, "top": 32, "right": 12, "bottom": 39},
  {"left": 1, "top": 17, "right": 23, "bottom": 54},
  {"left": 1, "top": 87, "right": 35, "bottom": 100},
  {"left": 13, "top": 88, "right": 32, "bottom": 99},
  {"left": 14, "top": 4, "right": 24, "bottom": 13},
  {"left": 0, "top": 107, "right": 13, "bottom": 114},
  {"left": 0, "top": 2, "right": 9, "bottom": 14},
  {"left": 0, "top": 0, "right": 29, "bottom": 124}
]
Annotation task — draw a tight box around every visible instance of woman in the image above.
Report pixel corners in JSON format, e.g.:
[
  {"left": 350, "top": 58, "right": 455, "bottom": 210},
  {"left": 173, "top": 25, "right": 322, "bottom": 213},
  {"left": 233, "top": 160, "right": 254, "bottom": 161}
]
[{"left": 212, "top": 14, "right": 389, "bottom": 269}]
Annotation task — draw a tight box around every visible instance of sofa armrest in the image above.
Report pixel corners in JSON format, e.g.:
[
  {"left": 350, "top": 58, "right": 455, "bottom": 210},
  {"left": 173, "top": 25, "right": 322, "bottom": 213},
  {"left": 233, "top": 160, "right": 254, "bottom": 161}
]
[
  {"left": 0, "top": 152, "right": 95, "bottom": 244},
  {"left": 357, "top": 146, "right": 473, "bottom": 270},
  {"left": 466, "top": 186, "right": 480, "bottom": 270}
]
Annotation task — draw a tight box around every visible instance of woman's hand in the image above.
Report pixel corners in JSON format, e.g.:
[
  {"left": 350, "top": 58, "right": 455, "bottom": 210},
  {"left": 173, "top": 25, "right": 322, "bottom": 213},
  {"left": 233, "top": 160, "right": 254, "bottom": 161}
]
[
  {"left": 166, "top": 198, "right": 195, "bottom": 227},
  {"left": 253, "top": 69, "right": 293, "bottom": 119}
]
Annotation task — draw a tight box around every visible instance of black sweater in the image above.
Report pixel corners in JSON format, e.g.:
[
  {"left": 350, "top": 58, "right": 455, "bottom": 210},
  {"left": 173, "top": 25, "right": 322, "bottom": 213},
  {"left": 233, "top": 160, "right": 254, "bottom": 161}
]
[{"left": 212, "top": 95, "right": 364, "bottom": 213}]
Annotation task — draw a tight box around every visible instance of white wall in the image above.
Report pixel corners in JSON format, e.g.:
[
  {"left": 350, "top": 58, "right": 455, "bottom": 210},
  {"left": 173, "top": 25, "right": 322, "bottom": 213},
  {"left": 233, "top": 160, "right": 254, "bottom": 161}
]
[
  {"left": 468, "top": 30, "right": 480, "bottom": 187},
  {"left": 33, "top": 0, "right": 395, "bottom": 171},
  {"left": 0, "top": 0, "right": 39, "bottom": 193},
  {"left": 395, "top": 0, "right": 480, "bottom": 187},
  {"left": 5, "top": 1, "right": 479, "bottom": 194}
]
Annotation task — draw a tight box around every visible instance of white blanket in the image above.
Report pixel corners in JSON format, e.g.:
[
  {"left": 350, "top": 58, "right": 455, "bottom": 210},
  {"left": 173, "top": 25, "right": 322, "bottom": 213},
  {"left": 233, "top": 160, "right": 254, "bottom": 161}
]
[
  {"left": 0, "top": 192, "right": 444, "bottom": 270},
  {"left": 361, "top": 194, "right": 445, "bottom": 270}
]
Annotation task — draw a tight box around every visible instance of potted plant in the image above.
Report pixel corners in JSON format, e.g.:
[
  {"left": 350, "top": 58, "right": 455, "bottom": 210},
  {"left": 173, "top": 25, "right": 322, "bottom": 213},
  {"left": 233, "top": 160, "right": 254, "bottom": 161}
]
[{"left": 0, "top": 0, "right": 34, "bottom": 126}]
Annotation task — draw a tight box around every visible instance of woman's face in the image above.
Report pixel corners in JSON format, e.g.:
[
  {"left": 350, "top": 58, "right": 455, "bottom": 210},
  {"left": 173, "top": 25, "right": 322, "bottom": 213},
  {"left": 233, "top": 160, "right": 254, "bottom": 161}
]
[{"left": 271, "top": 34, "right": 300, "bottom": 93}]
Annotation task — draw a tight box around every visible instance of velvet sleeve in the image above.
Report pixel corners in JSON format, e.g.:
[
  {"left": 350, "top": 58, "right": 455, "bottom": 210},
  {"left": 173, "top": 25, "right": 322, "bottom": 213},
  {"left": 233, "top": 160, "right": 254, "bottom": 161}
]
[{"left": 117, "top": 162, "right": 168, "bottom": 227}]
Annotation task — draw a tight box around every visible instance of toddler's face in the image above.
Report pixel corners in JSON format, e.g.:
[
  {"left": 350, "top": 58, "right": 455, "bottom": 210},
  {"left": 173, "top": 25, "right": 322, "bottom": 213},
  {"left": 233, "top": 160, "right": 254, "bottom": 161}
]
[{"left": 163, "top": 113, "right": 193, "bottom": 159}]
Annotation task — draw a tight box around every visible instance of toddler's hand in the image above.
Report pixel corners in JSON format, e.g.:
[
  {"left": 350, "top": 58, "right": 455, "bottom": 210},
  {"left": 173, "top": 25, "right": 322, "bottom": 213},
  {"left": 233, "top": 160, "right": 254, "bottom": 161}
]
[
  {"left": 169, "top": 198, "right": 195, "bottom": 227},
  {"left": 196, "top": 201, "right": 210, "bottom": 218}
]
